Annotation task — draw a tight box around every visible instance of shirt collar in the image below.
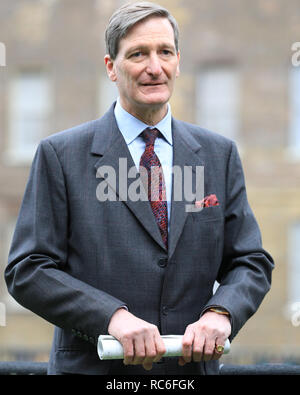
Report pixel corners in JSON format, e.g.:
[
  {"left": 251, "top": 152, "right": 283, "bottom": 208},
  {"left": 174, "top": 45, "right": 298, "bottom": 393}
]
[{"left": 114, "top": 98, "right": 173, "bottom": 146}]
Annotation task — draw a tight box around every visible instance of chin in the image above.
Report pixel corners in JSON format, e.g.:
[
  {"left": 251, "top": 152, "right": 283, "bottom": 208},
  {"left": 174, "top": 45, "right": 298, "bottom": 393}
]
[
  {"left": 137, "top": 86, "right": 170, "bottom": 103},
  {"left": 138, "top": 93, "right": 170, "bottom": 107}
]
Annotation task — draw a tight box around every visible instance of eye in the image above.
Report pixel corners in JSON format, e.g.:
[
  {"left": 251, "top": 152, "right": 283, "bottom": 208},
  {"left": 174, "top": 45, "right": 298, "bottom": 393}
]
[{"left": 131, "top": 51, "right": 143, "bottom": 58}]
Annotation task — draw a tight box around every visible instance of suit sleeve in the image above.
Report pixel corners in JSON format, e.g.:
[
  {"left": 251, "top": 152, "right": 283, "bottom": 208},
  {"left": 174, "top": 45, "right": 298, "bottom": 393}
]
[
  {"left": 201, "top": 141, "right": 274, "bottom": 341},
  {"left": 4, "top": 140, "right": 126, "bottom": 342}
]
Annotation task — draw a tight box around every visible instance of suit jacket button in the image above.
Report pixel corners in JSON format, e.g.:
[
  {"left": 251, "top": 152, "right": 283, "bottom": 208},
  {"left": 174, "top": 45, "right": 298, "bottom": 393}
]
[
  {"left": 162, "top": 306, "right": 168, "bottom": 315},
  {"left": 158, "top": 258, "right": 168, "bottom": 268}
]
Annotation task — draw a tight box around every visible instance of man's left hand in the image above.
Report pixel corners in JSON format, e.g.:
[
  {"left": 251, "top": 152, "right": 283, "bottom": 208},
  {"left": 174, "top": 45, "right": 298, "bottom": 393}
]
[{"left": 178, "top": 311, "right": 231, "bottom": 365}]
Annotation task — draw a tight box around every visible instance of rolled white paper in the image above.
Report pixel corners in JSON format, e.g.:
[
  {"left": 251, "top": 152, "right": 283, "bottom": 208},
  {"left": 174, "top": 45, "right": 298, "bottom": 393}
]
[{"left": 97, "top": 335, "right": 230, "bottom": 360}]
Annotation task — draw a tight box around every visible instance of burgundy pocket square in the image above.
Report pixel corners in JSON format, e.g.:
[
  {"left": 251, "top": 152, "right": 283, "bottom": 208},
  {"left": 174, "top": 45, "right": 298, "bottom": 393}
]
[{"left": 195, "top": 194, "right": 219, "bottom": 208}]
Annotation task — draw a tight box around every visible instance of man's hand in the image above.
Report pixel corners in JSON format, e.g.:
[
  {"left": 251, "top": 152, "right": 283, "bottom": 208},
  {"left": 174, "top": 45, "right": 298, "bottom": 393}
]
[
  {"left": 178, "top": 311, "right": 231, "bottom": 366},
  {"left": 108, "top": 308, "right": 166, "bottom": 371}
]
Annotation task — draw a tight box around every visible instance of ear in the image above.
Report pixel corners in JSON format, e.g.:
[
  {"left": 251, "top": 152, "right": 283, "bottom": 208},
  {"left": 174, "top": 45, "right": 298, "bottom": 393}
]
[
  {"left": 176, "top": 50, "right": 180, "bottom": 78},
  {"left": 104, "top": 55, "right": 117, "bottom": 82}
]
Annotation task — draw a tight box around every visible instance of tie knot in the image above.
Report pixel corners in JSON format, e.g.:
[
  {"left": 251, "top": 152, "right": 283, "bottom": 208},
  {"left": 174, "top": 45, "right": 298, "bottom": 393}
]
[{"left": 141, "top": 128, "right": 159, "bottom": 146}]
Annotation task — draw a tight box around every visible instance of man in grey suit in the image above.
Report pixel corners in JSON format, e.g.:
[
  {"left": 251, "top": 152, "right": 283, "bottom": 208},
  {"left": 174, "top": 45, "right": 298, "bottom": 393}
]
[{"left": 5, "top": 2, "right": 273, "bottom": 375}]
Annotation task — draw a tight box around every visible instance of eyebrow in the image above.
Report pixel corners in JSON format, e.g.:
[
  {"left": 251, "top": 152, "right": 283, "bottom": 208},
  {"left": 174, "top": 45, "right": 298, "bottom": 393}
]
[{"left": 125, "top": 43, "right": 176, "bottom": 56}]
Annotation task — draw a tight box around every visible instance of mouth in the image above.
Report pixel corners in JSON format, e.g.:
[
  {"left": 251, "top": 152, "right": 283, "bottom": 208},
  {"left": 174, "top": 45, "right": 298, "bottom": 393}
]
[{"left": 140, "top": 82, "right": 165, "bottom": 87}]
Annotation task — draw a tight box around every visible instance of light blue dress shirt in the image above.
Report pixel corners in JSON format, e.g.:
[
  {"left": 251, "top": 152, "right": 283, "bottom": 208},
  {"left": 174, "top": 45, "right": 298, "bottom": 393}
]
[{"left": 114, "top": 98, "right": 173, "bottom": 228}]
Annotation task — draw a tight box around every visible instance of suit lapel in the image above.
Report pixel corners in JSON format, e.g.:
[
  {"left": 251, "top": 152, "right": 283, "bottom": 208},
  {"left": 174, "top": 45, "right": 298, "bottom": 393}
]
[
  {"left": 168, "top": 119, "right": 204, "bottom": 259},
  {"left": 91, "top": 104, "right": 166, "bottom": 251}
]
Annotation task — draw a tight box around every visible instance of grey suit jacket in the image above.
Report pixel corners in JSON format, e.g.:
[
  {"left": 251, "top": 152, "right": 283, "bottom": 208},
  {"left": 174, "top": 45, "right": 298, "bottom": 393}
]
[{"left": 5, "top": 103, "right": 274, "bottom": 375}]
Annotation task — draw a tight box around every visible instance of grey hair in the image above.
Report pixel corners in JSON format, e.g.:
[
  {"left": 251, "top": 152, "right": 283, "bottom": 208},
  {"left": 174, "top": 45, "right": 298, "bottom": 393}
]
[{"left": 105, "top": 1, "right": 179, "bottom": 59}]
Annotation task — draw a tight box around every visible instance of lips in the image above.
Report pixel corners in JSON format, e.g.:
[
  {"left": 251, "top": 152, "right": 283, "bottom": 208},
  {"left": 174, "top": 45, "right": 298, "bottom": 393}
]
[{"left": 140, "top": 82, "right": 165, "bottom": 86}]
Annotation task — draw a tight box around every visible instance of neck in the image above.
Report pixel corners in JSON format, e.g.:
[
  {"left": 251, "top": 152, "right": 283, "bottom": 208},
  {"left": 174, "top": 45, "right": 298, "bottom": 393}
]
[{"left": 120, "top": 100, "right": 168, "bottom": 125}]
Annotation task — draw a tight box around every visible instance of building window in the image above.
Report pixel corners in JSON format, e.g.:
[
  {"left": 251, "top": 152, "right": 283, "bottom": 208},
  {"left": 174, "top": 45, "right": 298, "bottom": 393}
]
[
  {"left": 196, "top": 67, "right": 240, "bottom": 141},
  {"left": 287, "top": 222, "right": 300, "bottom": 305},
  {"left": 6, "top": 70, "right": 52, "bottom": 165},
  {"left": 289, "top": 67, "right": 300, "bottom": 158}
]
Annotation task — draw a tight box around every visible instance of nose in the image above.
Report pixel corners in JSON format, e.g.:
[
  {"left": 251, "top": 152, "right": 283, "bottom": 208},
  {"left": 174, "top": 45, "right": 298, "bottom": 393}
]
[{"left": 146, "top": 53, "right": 162, "bottom": 77}]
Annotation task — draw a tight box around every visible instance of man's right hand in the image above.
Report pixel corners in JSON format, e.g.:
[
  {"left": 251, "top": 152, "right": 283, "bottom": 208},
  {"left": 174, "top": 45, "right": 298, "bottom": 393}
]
[{"left": 108, "top": 308, "right": 166, "bottom": 371}]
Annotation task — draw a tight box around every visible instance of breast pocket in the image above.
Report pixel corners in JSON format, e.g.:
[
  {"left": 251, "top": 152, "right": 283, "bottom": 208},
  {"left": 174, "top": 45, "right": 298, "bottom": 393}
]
[{"left": 191, "top": 205, "right": 223, "bottom": 222}]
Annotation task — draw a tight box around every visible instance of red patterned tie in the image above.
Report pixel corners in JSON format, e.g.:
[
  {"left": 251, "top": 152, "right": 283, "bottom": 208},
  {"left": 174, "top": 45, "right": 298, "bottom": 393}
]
[{"left": 139, "top": 128, "right": 168, "bottom": 249}]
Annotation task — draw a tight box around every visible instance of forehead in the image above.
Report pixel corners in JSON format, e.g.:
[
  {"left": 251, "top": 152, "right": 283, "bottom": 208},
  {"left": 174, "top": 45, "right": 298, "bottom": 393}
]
[{"left": 119, "top": 16, "right": 176, "bottom": 51}]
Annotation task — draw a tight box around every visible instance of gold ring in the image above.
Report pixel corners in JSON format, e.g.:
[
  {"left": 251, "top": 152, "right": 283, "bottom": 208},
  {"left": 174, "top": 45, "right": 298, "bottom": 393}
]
[{"left": 215, "top": 344, "right": 224, "bottom": 353}]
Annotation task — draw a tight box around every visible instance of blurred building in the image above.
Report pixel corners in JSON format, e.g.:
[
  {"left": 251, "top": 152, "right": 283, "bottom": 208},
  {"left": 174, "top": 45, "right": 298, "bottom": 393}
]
[{"left": 0, "top": 0, "right": 300, "bottom": 364}]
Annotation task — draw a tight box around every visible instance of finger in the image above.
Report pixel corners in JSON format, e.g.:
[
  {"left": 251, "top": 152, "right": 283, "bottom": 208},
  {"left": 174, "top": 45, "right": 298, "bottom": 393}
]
[
  {"left": 122, "top": 338, "right": 134, "bottom": 365},
  {"left": 202, "top": 338, "right": 216, "bottom": 362},
  {"left": 132, "top": 336, "right": 146, "bottom": 365},
  {"left": 178, "top": 356, "right": 186, "bottom": 366},
  {"left": 143, "top": 335, "right": 157, "bottom": 370},
  {"left": 192, "top": 332, "right": 205, "bottom": 362},
  {"left": 153, "top": 334, "right": 166, "bottom": 363},
  {"left": 212, "top": 338, "right": 226, "bottom": 360},
  {"left": 182, "top": 326, "right": 195, "bottom": 363}
]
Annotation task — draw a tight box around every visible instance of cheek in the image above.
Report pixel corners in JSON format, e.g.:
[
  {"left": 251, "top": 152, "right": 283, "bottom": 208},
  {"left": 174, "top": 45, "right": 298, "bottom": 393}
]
[
  {"left": 162, "top": 63, "right": 178, "bottom": 81},
  {"left": 117, "top": 67, "right": 139, "bottom": 88}
]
